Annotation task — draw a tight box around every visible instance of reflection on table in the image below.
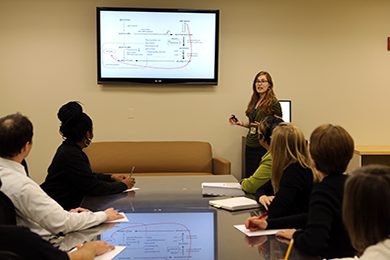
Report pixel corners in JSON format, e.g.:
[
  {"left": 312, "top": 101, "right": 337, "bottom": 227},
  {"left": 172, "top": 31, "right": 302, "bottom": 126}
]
[
  {"left": 98, "top": 212, "right": 216, "bottom": 259},
  {"left": 78, "top": 175, "right": 320, "bottom": 260}
]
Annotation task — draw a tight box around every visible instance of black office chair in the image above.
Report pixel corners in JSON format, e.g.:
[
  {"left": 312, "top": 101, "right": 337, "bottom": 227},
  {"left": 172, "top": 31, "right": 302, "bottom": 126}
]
[
  {"left": 0, "top": 251, "right": 22, "bottom": 260},
  {"left": 0, "top": 190, "right": 16, "bottom": 225},
  {"left": 0, "top": 181, "right": 21, "bottom": 260}
]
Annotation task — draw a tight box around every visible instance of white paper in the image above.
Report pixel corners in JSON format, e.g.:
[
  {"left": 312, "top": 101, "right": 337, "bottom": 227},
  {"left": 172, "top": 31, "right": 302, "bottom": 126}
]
[
  {"left": 95, "top": 246, "right": 126, "bottom": 260},
  {"left": 234, "top": 224, "right": 281, "bottom": 237},
  {"left": 104, "top": 212, "right": 129, "bottom": 223},
  {"left": 123, "top": 187, "right": 140, "bottom": 192}
]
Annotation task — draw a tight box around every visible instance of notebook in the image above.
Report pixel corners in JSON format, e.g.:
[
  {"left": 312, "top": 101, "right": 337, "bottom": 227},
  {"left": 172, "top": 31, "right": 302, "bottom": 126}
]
[
  {"left": 209, "top": 197, "right": 259, "bottom": 211},
  {"left": 202, "top": 182, "right": 245, "bottom": 196}
]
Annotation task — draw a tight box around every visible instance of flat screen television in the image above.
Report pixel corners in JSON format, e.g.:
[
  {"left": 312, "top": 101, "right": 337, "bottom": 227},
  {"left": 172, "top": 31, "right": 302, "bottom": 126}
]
[{"left": 97, "top": 7, "right": 219, "bottom": 85}]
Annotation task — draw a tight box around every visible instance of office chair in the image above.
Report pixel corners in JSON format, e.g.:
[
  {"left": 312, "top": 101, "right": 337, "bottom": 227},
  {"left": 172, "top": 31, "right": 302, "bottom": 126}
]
[
  {"left": 0, "top": 182, "right": 22, "bottom": 260},
  {"left": 0, "top": 190, "right": 16, "bottom": 225},
  {"left": 0, "top": 251, "right": 23, "bottom": 260}
]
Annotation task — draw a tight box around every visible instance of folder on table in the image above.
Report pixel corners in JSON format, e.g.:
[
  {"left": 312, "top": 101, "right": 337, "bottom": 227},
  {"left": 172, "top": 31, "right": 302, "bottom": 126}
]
[{"left": 209, "top": 197, "right": 259, "bottom": 211}]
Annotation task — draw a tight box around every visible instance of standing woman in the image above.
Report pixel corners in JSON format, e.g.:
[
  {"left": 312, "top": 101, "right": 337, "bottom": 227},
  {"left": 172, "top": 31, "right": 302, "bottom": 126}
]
[
  {"left": 41, "top": 101, "right": 135, "bottom": 211},
  {"left": 229, "top": 71, "right": 282, "bottom": 178}
]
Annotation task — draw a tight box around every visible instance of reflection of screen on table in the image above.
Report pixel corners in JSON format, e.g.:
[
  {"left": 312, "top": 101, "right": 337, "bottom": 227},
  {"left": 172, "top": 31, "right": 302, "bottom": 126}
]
[{"left": 99, "top": 212, "right": 216, "bottom": 259}]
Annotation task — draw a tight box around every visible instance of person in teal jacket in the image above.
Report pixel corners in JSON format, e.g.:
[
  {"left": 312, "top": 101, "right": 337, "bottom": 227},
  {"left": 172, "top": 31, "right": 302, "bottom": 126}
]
[{"left": 240, "top": 115, "right": 283, "bottom": 194}]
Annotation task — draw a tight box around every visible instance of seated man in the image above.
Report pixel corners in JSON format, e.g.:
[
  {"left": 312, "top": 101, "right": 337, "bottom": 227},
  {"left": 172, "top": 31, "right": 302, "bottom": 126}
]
[
  {"left": 0, "top": 178, "right": 115, "bottom": 260},
  {"left": 0, "top": 113, "right": 124, "bottom": 235}
]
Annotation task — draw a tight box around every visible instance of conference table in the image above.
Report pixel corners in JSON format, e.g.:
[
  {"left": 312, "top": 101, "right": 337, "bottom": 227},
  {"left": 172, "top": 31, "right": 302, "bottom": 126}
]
[{"left": 78, "top": 175, "right": 320, "bottom": 260}]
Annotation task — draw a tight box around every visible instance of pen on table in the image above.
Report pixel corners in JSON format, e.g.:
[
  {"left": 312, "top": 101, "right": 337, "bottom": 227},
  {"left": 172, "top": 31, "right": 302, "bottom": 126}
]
[
  {"left": 284, "top": 238, "right": 294, "bottom": 260},
  {"left": 129, "top": 166, "right": 135, "bottom": 178}
]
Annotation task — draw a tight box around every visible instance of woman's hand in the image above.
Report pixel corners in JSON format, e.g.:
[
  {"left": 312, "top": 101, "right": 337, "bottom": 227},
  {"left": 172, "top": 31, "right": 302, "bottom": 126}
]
[
  {"left": 276, "top": 229, "right": 296, "bottom": 240},
  {"left": 250, "top": 121, "right": 260, "bottom": 128},
  {"left": 259, "top": 195, "right": 275, "bottom": 210},
  {"left": 245, "top": 216, "right": 268, "bottom": 231},
  {"left": 229, "top": 115, "right": 240, "bottom": 125}
]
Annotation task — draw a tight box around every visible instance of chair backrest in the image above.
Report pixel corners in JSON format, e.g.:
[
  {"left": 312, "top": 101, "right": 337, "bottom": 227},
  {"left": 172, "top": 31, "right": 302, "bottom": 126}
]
[
  {"left": 0, "top": 251, "right": 23, "bottom": 260},
  {"left": 0, "top": 190, "right": 16, "bottom": 225}
]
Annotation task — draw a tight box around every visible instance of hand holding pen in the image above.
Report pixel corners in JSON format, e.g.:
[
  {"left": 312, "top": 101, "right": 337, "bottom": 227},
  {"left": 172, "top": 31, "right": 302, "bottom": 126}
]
[
  {"left": 245, "top": 212, "right": 268, "bottom": 231},
  {"left": 122, "top": 166, "right": 135, "bottom": 189}
]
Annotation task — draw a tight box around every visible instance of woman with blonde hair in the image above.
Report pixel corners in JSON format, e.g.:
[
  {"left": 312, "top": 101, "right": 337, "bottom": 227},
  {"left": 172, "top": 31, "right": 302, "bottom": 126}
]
[
  {"left": 254, "top": 123, "right": 319, "bottom": 218},
  {"left": 229, "top": 71, "right": 282, "bottom": 178}
]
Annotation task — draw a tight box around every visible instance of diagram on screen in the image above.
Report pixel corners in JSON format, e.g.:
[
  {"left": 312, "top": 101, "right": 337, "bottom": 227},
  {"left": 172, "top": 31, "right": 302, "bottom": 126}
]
[
  {"left": 99, "top": 212, "right": 215, "bottom": 259},
  {"left": 99, "top": 11, "right": 217, "bottom": 78},
  {"left": 103, "top": 22, "right": 195, "bottom": 70}
]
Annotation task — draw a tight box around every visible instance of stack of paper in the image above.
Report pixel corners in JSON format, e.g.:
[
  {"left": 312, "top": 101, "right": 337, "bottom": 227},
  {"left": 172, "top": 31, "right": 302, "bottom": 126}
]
[
  {"left": 202, "top": 182, "right": 245, "bottom": 196},
  {"left": 209, "top": 197, "right": 259, "bottom": 211}
]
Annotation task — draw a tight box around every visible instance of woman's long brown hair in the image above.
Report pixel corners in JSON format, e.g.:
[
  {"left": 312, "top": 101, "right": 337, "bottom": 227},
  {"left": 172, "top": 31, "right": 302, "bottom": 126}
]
[{"left": 245, "top": 71, "right": 276, "bottom": 116}]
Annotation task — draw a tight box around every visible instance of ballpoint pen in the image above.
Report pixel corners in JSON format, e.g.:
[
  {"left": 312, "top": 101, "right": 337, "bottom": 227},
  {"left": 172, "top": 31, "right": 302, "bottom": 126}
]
[
  {"left": 254, "top": 211, "right": 267, "bottom": 219},
  {"left": 129, "top": 166, "right": 135, "bottom": 178},
  {"left": 249, "top": 211, "right": 268, "bottom": 229}
]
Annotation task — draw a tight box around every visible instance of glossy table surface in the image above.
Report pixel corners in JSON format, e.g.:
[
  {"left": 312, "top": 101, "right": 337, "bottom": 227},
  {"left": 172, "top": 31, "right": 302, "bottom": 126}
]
[{"left": 77, "top": 175, "right": 320, "bottom": 260}]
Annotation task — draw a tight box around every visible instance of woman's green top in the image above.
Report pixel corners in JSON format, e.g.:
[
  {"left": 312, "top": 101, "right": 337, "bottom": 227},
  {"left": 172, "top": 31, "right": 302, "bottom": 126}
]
[
  {"left": 240, "top": 151, "right": 272, "bottom": 194},
  {"left": 246, "top": 97, "right": 282, "bottom": 147}
]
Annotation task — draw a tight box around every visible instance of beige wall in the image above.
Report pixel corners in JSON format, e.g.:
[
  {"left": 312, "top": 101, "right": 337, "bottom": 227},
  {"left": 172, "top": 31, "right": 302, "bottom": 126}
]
[{"left": 1, "top": 0, "right": 390, "bottom": 184}]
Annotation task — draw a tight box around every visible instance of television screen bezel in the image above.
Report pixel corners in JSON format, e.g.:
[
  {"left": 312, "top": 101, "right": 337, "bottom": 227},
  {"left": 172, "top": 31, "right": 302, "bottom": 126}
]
[{"left": 96, "top": 7, "right": 220, "bottom": 85}]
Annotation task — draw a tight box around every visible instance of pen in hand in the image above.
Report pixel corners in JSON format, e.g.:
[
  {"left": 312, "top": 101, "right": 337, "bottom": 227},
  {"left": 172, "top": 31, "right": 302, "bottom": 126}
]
[
  {"left": 129, "top": 166, "right": 135, "bottom": 178},
  {"left": 249, "top": 212, "right": 268, "bottom": 229},
  {"left": 123, "top": 167, "right": 135, "bottom": 189},
  {"left": 254, "top": 211, "right": 267, "bottom": 219}
]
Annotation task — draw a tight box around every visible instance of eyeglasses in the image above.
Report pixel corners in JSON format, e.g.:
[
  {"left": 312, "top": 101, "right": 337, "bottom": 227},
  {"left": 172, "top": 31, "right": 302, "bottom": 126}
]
[{"left": 255, "top": 80, "right": 268, "bottom": 85}]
